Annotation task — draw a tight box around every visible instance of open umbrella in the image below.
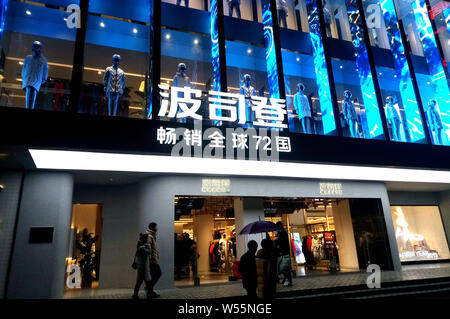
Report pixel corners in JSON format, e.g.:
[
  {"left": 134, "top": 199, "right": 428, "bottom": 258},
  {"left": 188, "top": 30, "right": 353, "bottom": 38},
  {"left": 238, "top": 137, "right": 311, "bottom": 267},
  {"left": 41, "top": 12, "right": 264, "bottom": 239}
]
[{"left": 238, "top": 221, "right": 281, "bottom": 235}]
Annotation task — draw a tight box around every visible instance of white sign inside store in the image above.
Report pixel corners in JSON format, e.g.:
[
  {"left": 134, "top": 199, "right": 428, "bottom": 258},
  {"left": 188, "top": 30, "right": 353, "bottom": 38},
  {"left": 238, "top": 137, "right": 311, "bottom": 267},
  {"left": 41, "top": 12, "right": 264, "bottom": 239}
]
[
  {"left": 320, "top": 183, "right": 343, "bottom": 196},
  {"left": 202, "top": 179, "right": 231, "bottom": 193}
]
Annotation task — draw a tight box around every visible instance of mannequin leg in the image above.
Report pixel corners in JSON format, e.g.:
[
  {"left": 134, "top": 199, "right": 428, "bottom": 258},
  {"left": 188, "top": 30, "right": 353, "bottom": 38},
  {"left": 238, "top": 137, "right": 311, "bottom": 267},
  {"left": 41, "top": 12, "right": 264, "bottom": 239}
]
[
  {"left": 25, "top": 86, "right": 38, "bottom": 109},
  {"left": 185, "top": 0, "right": 189, "bottom": 7},
  {"left": 301, "top": 118, "right": 311, "bottom": 134},
  {"left": 113, "top": 93, "right": 120, "bottom": 116},
  {"left": 229, "top": 2, "right": 233, "bottom": 17},
  {"left": 393, "top": 119, "right": 401, "bottom": 141},
  {"left": 436, "top": 128, "right": 443, "bottom": 145},
  {"left": 236, "top": 4, "right": 241, "bottom": 19},
  {"left": 107, "top": 93, "right": 113, "bottom": 116},
  {"left": 349, "top": 120, "right": 357, "bottom": 138}
]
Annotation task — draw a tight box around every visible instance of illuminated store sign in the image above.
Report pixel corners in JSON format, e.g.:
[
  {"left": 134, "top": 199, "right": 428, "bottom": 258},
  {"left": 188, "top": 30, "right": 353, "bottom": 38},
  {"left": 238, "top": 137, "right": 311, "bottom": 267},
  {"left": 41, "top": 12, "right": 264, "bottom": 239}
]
[
  {"left": 158, "top": 86, "right": 288, "bottom": 128},
  {"left": 319, "top": 183, "right": 343, "bottom": 196},
  {"left": 345, "top": 0, "right": 384, "bottom": 139},
  {"left": 305, "top": 0, "right": 336, "bottom": 135},
  {"left": 411, "top": 0, "right": 450, "bottom": 146},
  {"left": 202, "top": 179, "right": 231, "bottom": 193},
  {"left": 378, "top": 0, "right": 425, "bottom": 143}
]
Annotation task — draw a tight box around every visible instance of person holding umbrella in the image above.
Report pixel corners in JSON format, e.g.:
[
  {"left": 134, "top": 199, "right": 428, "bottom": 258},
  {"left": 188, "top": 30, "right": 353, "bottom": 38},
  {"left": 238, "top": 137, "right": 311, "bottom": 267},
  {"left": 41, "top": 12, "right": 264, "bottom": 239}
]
[{"left": 274, "top": 222, "right": 293, "bottom": 286}]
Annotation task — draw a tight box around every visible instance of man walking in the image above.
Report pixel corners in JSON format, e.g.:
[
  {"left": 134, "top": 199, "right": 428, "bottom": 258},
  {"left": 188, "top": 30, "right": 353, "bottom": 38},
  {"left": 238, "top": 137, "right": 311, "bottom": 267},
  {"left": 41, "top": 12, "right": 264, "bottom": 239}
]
[
  {"left": 238, "top": 240, "right": 258, "bottom": 298},
  {"left": 147, "top": 222, "right": 161, "bottom": 298}
]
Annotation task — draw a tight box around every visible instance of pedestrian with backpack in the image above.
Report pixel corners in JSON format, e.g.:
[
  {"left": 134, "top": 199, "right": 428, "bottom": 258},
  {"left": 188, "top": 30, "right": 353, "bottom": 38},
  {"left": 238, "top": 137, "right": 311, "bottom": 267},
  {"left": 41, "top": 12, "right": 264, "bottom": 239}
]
[{"left": 132, "top": 233, "right": 152, "bottom": 299}]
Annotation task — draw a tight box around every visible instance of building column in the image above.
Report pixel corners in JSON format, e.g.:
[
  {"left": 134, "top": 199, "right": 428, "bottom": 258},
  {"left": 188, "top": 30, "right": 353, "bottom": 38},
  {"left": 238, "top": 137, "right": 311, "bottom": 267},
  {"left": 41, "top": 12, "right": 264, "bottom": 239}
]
[
  {"left": 7, "top": 172, "right": 74, "bottom": 299},
  {"left": 234, "top": 197, "right": 265, "bottom": 260},
  {"left": 193, "top": 213, "right": 214, "bottom": 273}
]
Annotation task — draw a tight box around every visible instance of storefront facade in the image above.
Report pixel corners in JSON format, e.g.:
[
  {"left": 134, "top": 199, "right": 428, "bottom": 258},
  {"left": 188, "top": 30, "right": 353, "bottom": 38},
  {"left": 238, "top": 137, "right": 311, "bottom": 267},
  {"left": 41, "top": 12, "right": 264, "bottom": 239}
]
[{"left": 1, "top": 0, "right": 450, "bottom": 299}]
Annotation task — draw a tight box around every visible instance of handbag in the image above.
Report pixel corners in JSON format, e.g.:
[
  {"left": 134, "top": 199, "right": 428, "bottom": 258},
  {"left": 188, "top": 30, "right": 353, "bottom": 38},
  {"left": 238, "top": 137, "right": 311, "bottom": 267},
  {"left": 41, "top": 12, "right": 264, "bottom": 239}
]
[{"left": 131, "top": 252, "right": 138, "bottom": 270}]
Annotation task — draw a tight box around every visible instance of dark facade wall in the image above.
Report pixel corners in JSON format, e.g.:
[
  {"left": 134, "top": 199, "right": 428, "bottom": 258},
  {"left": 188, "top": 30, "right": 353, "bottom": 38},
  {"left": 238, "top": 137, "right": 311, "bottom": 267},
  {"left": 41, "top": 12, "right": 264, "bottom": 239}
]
[
  {"left": 72, "top": 183, "right": 141, "bottom": 289},
  {"left": 388, "top": 191, "right": 440, "bottom": 206},
  {"left": 0, "top": 171, "right": 22, "bottom": 298},
  {"left": 7, "top": 172, "right": 74, "bottom": 299}
]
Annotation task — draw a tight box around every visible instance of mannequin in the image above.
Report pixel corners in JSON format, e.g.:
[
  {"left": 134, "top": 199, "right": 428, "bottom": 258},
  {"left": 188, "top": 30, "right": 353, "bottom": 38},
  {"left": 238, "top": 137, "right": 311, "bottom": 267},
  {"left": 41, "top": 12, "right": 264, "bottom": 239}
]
[
  {"left": 384, "top": 96, "right": 402, "bottom": 141},
  {"left": 239, "top": 74, "right": 256, "bottom": 126},
  {"left": 103, "top": 54, "right": 126, "bottom": 116},
  {"left": 293, "top": 83, "right": 312, "bottom": 134},
  {"left": 227, "top": 0, "right": 241, "bottom": 18},
  {"left": 173, "top": 62, "right": 191, "bottom": 88},
  {"left": 322, "top": 0, "right": 332, "bottom": 37},
  {"left": 276, "top": 0, "right": 288, "bottom": 28},
  {"left": 22, "top": 41, "right": 48, "bottom": 109},
  {"left": 173, "top": 63, "right": 191, "bottom": 123},
  {"left": 427, "top": 99, "right": 443, "bottom": 145},
  {"left": 176, "top": 0, "right": 189, "bottom": 7},
  {"left": 342, "top": 90, "right": 358, "bottom": 138}
]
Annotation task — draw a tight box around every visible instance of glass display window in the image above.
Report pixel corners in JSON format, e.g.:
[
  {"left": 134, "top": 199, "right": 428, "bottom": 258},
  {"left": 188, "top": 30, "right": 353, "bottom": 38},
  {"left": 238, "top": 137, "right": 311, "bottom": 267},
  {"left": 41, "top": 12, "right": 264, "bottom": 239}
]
[
  {"left": 79, "top": 0, "right": 152, "bottom": 119},
  {"left": 364, "top": 0, "right": 426, "bottom": 143},
  {"left": 223, "top": 0, "right": 257, "bottom": 22},
  {"left": 159, "top": 29, "right": 213, "bottom": 124},
  {"left": 281, "top": 0, "right": 338, "bottom": 136},
  {"left": 391, "top": 206, "right": 450, "bottom": 262},
  {"left": 396, "top": 0, "right": 450, "bottom": 146},
  {"left": 326, "top": 0, "right": 386, "bottom": 140},
  {"left": 429, "top": 0, "right": 450, "bottom": 76},
  {"left": 275, "top": 0, "right": 299, "bottom": 30},
  {"left": 163, "top": 0, "right": 206, "bottom": 11},
  {"left": 225, "top": 40, "right": 270, "bottom": 128},
  {"left": 0, "top": 0, "right": 77, "bottom": 111}
]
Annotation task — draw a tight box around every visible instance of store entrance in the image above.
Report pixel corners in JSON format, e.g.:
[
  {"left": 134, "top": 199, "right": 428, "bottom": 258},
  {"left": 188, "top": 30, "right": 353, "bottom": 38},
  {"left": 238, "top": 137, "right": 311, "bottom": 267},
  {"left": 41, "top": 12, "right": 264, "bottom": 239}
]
[
  {"left": 173, "top": 196, "right": 393, "bottom": 286},
  {"left": 174, "top": 196, "right": 237, "bottom": 286}
]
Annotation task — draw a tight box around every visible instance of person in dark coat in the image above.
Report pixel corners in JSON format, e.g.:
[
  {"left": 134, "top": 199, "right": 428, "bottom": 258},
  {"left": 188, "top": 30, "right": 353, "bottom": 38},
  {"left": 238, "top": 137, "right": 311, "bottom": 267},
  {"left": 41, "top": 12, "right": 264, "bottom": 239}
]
[
  {"left": 256, "top": 238, "right": 278, "bottom": 300},
  {"left": 275, "top": 222, "right": 293, "bottom": 286},
  {"left": 132, "top": 233, "right": 152, "bottom": 299},
  {"left": 238, "top": 240, "right": 258, "bottom": 298}
]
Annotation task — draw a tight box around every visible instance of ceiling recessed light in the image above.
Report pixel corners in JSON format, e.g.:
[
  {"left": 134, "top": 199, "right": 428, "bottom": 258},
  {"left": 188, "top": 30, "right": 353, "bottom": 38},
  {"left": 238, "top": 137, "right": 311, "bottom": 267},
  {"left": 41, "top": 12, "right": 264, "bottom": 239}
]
[
  {"left": 26, "top": 10, "right": 32, "bottom": 15},
  {"left": 133, "top": 28, "right": 138, "bottom": 34},
  {"left": 379, "top": 72, "right": 382, "bottom": 75},
  {"left": 194, "top": 39, "right": 199, "bottom": 44},
  {"left": 19, "top": 61, "right": 23, "bottom": 65},
  {"left": 165, "top": 34, "right": 171, "bottom": 39},
  {"left": 100, "top": 22, "right": 105, "bottom": 28},
  {"left": 98, "top": 71, "right": 102, "bottom": 75},
  {"left": 247, "top": 49, "right": 252, "bottom": 54},
  {"left": 339, "top": 65, "right": 343, "bottom": 69},
  {"left": 296, "top": 57, "right": 300, "bottom": 62}
]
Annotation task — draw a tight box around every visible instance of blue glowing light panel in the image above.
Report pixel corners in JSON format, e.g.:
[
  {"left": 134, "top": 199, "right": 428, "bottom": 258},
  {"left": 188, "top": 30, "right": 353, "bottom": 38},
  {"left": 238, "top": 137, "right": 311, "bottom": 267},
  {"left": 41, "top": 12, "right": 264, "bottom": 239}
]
[
  {"left": 147, "top": 0, "right": 154, "bottom": 118},
  {"left": 412, "top": 0, "right": 450, "bottom": 145},
  {"left": 344, "top": 0, "right": 384, "bottom": 139},
  {"left": 261, "top": 0, "right": 280, "bottom": 99},
  {"left": 0, "top": 0, "right": 8, "bottom": 46},
  {"left": 305, "top": 0, "right": 336, "bottom": 135},
  {"left": 210, "top": 0, "right": 221, "bottom": 124},
  {"left": 378, "top": 0, "right": 425, "bottom": 142}
]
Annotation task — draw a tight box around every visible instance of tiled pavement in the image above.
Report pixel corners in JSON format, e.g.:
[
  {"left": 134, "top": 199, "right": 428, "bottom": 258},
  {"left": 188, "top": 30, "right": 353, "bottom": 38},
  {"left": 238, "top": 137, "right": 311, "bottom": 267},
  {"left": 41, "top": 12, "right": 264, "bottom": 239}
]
[{"left": 63, "top": 263, "right": 450, "bottom": 299}]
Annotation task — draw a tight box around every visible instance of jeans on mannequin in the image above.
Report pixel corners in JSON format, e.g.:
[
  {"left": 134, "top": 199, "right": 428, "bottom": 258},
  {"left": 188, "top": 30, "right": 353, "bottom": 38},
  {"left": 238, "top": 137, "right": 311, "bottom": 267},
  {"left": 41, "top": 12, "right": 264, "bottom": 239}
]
[
  {"left": 176, "top": 0, "right": 189, "bottom": 7},
  {"left": 107, "top": 92, "right": 120, "bottom": 116},
  {"left": 228, "top": 1, "right": 241, "bottom": 18},
  {"left": 278, "top": 10, "right": 287, "bottom": 28},
  {"left": 25, "top": 86, "right": 38, "bottom": 109}
]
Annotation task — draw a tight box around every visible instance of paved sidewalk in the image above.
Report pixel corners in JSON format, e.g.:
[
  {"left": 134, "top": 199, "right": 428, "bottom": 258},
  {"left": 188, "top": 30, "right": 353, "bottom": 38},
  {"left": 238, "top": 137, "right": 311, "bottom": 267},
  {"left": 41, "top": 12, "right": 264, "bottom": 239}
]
[{"left": 64, "top": 263, "right": 450, "bottom": 299}]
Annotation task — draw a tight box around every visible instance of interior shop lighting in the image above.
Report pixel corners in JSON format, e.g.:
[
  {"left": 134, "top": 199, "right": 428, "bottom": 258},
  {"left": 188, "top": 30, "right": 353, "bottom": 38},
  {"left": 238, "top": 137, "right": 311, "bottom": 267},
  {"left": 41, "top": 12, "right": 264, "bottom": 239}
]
[
  {"left": 29, "top": 149, "right": 450, "bottom": 184},
  {"left": 26, "top": 10, "right": 31, "bottom": 16},
  {"left": 100, "top": 22, "right": 105, "bottom": 28},
  {"left": 133, "top": 28, "right": 138, "bottom": 34}
]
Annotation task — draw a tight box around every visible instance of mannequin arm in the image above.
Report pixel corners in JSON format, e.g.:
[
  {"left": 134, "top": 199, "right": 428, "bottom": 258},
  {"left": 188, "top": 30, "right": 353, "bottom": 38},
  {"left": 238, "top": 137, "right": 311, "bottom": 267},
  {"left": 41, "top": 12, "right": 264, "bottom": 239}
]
[
  {"left": 103, "top": 69, "right": 110, "bottom": 88},
  {"left": 42, "top": 61, "right": 48, "bottom": 83}
]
